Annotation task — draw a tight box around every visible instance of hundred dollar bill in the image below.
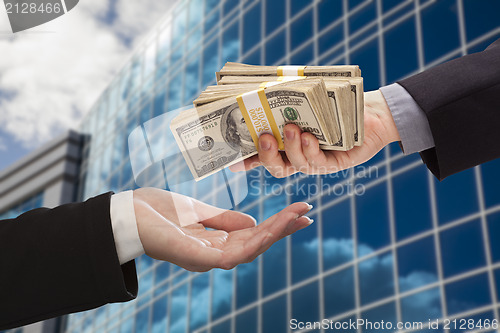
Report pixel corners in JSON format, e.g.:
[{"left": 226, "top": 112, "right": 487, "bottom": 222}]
[{"left": 171, "top": 78, "right": 337, "bottom": 180}]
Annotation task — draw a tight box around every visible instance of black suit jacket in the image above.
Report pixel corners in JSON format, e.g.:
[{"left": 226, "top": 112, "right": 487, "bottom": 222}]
[
  {"left": 0, "top": 193, "right": 137, "bottom": 330},
  {"left": 399, "top": 38, "right": 500, "bottom": 180}
]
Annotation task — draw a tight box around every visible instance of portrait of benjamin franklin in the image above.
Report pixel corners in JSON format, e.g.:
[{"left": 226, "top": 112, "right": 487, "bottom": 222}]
[{"left": 221, "top": 104, "right": 255, "bottom": 155}]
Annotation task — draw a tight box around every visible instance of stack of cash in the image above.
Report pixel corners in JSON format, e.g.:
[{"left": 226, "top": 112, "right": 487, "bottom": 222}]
[
  {"left": 216, "top": 62, "right": 361, "bottom": 81},
  {"left": 171, "top": 63, "right": 364, "bottom": 181}
]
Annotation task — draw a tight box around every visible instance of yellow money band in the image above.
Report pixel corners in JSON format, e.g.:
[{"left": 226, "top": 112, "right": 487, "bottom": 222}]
[
  {"left": 277, "top": 65, "right": 306, "bottom": 76},
  {"left": 236, "top": 89, "right": 284, "bottom": 151}
]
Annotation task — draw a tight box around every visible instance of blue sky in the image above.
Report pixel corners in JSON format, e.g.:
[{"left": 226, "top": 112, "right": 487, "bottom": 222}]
[{"left": 0, "top": 0, "right": 175, "bottom": 172}]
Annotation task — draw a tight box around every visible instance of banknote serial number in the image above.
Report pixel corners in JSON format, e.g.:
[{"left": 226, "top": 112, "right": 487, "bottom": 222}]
[{"left": 5, "top": 2, "right": 62, "bottom": 14}]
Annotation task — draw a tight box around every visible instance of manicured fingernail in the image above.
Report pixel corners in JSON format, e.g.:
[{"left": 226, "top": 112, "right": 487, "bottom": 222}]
[
  {"left": 306, "top": 203, "right": 313, "bottom": 211},
  {"left": 304, "top": 216, "right": 314, "bottom": 225},
  {"left": 302, "top": 137, "right": 309, "bottom": 147},
  {"left": 285, "top": 129, "right": 295, "bottom": 141},
  {"left": 261, "top": 140, "right": 271, "bottom": 151}
]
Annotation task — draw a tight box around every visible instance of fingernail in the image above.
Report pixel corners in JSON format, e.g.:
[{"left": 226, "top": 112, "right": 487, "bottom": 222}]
[
  {"left": 285, "top": 129, "right": 295, "bottom": 141},
  {"left": 302, "top": 137, "right": 309, "bottom": 147},
  {"left": 304, "top": 216, "right": 314, "bottom": 225},
  {"left": 306, "top": 203, "right": 313, "bottom": 212},
  {"left": 261, "top": 140, "right": 271, "bottom": 151}
]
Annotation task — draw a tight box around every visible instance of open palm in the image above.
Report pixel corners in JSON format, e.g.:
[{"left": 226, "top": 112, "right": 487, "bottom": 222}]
[{"left": 133, "top": 188, "right": 313, "bottom": 272}]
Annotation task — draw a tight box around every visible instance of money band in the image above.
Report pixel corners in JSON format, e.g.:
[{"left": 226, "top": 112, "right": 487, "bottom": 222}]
[
  {"left": 277, "top": 65, "right": 306, "bottom": 76},
  {"left": 236, "top": 89, "right": 284, "bottom": 150}
]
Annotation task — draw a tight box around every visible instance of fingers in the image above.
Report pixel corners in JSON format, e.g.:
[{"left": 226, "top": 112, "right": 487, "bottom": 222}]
[
  {"left": 301, "top": 131, "right": 331, "bottom": 172},
  {"left": 258, "top": 134, "right": 290, "bottom": 177},
  {"left": 217, "top": 202, "right": 313, "bottom": 269},
  {"left": 258, "top": 134, "right": 297, "bottom": 178},
  {"left": 200, "top": 210, "right": 257, "bottom": 232},
  {"left": 283, "top": 124, "right": 310, "bottom": 173},
  {"left": 257, "top": 202, "right": 313, "bottom": 237}
]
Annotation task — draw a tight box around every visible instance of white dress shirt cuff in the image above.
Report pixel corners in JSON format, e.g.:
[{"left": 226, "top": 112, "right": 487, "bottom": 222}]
[
  {"left": 380, "top": 83, "right": 435, "bottom": 155},
  {"left": 110, "top": 191, "right": 145, "bottom": 265}
]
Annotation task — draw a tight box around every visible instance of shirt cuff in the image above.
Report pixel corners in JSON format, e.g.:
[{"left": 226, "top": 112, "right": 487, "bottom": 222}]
[
  {"left": 380, "top": 83, "right": 435, "bottom": 155},
  {"left": 110, "top": 191, "right": 145, "bottom": 265}
]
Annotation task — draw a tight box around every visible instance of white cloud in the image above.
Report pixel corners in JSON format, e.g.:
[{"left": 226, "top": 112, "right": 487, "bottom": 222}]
[{"left": 0, "top": 0, "right": 175, "bottom": 149}]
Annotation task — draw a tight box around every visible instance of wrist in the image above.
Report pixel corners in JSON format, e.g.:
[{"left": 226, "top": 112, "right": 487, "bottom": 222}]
[{"left": 366, "top": 90, "right": 401, "bottom": 145}]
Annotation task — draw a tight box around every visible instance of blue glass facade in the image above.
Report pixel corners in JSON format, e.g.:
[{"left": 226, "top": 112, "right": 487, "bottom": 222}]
[{"left": 65, "top": 0, "right": 500, "bottom": 332}]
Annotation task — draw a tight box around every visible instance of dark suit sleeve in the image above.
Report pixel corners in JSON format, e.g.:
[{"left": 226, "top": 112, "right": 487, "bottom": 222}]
[
  {"left": 398, "top": 38, "right": 500, "bottom": 180},
  {"left": 0, "top": 192, "right": 138, "bottom": 330}
]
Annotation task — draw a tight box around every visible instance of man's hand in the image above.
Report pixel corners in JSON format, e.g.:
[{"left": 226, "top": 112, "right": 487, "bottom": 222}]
[
  {"left": 229, "top": 90, "right": 400, "bottom": 177},
  {"left": 133, "top": 188, "right": 313, "bottom": 272}
]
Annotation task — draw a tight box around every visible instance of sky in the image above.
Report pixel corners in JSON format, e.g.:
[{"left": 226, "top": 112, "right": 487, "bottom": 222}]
[{"left": 0, "top": 0, "right": 176, "bottom": 171}]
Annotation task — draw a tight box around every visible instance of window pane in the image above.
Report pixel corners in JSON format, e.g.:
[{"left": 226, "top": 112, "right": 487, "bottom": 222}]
[
  {"left": 236, "top": 260, "right": 258, "bottom": 308},
  {"left": 212, "top": 320, "right": 231, "bottom": 333},
  {"left": 292, "top": 282, "right": 320, "bottom": 324},
  {"left": 393, "top": 165, "right": 432, "bottom": 240},
  {"left": 135, "top": 306, "right": 150, "bottom": 333},
  {"left": 291, "top": 0, "right": 312, "bottom": 15},
  {"left": 435, "top": 168, "right": 478, "bottom": 225},
  {"left": 397, "top": 236, "right": 438, "bottom": 293},
  {"left": 202, "top": 37, "right": 219, "bottom": 86},
  {"left": 291, "top": 9, "right": 313, "bottom": 49},
  {"left": 481, "top": 158, "right": 500, "bottom": 208},
  {"left": 184, "top": 56, "right": 200, "bottom": 103},
  {"left": 169, "top": 284, "right": 188, "bottom": 333},
  {"left": 463, "top": 0, "right": 500, "bottom": 42},
  {"left": 348, "top": 1, "right": 376, "bottom": 35},
  {"left": 265, "top": 30, "right": 286, "bottom": 65},
  {"left": 445, "top": 273, "right": 491, "bottom": 315},
  {"left": 292, "top": 213, "right": 319, "bottom": 283},
  {"left": 190, "top": 274, "right": 209, "bottom": 331},
  {"left": 319, "top": 24, "right": 343, "bottom": 55},
  {"left": 350, "top": 38, "right": 380, "bottom": 91},
  {"left": 323, "top": 267, "right": 355, "bottom": 318},
  {"left": 384, "top": 18, "right": 418, "bottom": 83},
  {"left": 440, "top": 219, "right": 485, "bottom": 278},
  {"left": 361, "top": 302, "right": 396, "bottom": 333},
  {"left": 495, "top": 268, "right": 500, "bottom": 301},
  {"left": 487, "top": 211, "right": 500, "bottom": 263},
  {"left": 401, "top": 288, "right": 441, "bottom": 323},
  {"left": 222, "top": 21, "right": 240, "bottom": 63},
  {"left": 421, "top": 0, "right": 460, "bottom": 64},
  {"left": 322, "top": 199, "right": 354, "bottom": 270},
  {"left": 291, "top": 42, "right": 314, "bottom": 64},
  {"left": 263, "top": 295, "right": 287, "bottom": 332},
  {"left": 212, "top": 269, "right": 233, "bottom": 320},
  {"left": 242, "top": 2, "right": 261, "bottom": 53},
  {"left": 235, "top": 308, "right": 257, "bottom": 333},
  {"left": 356, "top": 182, "right": 390, "bottom": 256},
  {"left": 263, "top": 237, "right": 287, "bottom": 296},
  {"left": 358, "top": 252, "right": 394, "bottom": 305},
  {"left": 223, "top": 0, "right": 239, "bottom": 17},
  {"left": 265, "top": 0, "right": 285, "bottom": 35},
  {"left": 317, "top": 1, "right": 342, "bottom": 31}
]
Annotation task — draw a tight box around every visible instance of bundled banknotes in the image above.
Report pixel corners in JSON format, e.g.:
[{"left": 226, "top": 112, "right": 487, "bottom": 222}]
[{"left": 171, "top": 63, "right": 364, "bottom": 181}]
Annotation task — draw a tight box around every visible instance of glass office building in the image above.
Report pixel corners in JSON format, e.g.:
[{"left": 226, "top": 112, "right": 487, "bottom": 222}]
[{"left": 63, "top": 0, "right": 500, "bottom": 332}]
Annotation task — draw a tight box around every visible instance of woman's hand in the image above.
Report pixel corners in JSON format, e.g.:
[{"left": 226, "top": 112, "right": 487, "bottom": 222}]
[{"left": 133, "top": 188, "right": 313, "bottom": 272}]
